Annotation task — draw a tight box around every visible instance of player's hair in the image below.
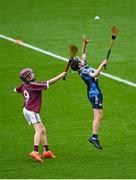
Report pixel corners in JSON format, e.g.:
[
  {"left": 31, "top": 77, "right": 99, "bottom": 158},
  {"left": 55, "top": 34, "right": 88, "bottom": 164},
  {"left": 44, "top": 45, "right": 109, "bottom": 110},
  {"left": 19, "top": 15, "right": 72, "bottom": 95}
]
[
  {"left": 71, "top": 57, "right": 80, "bottom": 71},
  {"left": 19, "top": 68, "right": 34, "bottom": 82}
]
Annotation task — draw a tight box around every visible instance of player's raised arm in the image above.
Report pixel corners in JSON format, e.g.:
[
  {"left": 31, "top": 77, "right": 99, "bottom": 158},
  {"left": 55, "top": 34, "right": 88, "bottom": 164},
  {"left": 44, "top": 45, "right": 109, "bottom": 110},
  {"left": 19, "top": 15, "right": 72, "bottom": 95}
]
[
  {"left": 48, "top": 72, "right": 67, "bottom": 85},
  {"left": 90, "top": 59, "right": 108, "bottom": 78},
  {"left": 82, "top": 35, "right": 90, "bottom": 60}
]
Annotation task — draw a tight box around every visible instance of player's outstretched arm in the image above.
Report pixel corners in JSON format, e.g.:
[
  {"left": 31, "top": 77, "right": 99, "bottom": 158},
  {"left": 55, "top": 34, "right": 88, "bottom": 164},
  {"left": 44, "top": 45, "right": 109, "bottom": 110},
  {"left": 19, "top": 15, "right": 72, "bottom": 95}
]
[
  {"left": 48, "top": 72, "right": 67, "bottom": 85},
  {"left": 90, "top": 59, "right": 108, "bottom": 78},
  {"left": 82, "top": 35, "right": 90, "bottom": 60}
]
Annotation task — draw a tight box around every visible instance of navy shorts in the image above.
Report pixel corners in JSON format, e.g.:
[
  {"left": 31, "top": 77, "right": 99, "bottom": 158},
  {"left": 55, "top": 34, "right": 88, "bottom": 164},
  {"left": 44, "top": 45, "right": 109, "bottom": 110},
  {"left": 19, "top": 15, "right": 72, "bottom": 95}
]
[{"left": 89, "top": 93, "right": 103, "bottom": 109}]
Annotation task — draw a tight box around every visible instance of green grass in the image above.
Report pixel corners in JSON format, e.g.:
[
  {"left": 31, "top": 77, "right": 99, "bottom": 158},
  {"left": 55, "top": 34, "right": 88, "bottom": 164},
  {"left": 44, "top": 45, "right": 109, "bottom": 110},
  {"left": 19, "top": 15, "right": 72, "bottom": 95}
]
[{"left": 0, "top": 0, "right": 136, "bottom": 178}]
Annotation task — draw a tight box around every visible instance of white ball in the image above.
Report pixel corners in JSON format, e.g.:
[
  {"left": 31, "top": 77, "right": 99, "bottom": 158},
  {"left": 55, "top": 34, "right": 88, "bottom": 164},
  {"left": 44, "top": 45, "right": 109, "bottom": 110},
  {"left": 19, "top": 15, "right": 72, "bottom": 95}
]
[{"left": 95, "top": 16, "right": 100, "bottom": 20}]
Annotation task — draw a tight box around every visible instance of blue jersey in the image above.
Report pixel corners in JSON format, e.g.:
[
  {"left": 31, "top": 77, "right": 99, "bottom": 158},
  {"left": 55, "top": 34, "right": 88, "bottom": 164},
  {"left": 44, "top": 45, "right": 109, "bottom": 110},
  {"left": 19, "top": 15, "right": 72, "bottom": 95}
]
[{"left": 78, "top": 65, "right": 102, "bottom": 97}]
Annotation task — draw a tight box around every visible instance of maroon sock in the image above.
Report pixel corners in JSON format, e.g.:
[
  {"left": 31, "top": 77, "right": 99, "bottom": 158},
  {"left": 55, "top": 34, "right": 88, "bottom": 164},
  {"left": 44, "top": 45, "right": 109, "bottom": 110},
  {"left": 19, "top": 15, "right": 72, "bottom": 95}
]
[
  {"left": 43, "top": 145, "right": 49, "bottom": 151},
  {"left": 34, "top": 145, "right": 39, "bottom": 152}
]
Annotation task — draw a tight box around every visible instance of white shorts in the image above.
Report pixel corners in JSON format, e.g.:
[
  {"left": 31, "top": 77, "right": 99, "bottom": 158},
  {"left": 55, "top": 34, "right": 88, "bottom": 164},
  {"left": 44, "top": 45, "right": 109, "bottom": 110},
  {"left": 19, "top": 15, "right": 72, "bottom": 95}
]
[{"left": 23, "top": 107, "right": 41, "bottom": 125}]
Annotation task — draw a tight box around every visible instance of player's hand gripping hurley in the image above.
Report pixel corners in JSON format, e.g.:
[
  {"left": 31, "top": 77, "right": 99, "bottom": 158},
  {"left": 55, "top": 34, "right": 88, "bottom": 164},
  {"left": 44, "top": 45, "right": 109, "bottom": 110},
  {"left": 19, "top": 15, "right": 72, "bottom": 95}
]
[
  {"left": 63, "top": 45, "right": 78, "bottom": 80},
  {"left": 104, "top": 26, "right": 119, "bottom": 69}
]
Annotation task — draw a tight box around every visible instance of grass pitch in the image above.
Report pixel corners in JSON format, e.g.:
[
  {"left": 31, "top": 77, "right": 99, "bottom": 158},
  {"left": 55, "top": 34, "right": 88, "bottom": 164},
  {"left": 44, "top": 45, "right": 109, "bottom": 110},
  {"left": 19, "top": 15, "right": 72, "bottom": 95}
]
[{"left": 0, "top": 0, "right": 136, "bottom": 178}]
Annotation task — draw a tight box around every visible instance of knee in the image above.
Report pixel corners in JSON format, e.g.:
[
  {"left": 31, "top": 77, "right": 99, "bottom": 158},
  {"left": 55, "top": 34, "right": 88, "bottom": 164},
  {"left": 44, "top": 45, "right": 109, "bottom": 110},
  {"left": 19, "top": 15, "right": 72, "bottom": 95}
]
[
  {"left": 34, "top": 123, "right": 46, "bottom": 135},
  {"left": 41, "top": 127, "right": 46, "bottom": 134},
  {"left": 94, "top": 114, "right": 103, "bottom": 122},
  {"left": 35, "top": 127, "right": 42, "bottom": 134}
]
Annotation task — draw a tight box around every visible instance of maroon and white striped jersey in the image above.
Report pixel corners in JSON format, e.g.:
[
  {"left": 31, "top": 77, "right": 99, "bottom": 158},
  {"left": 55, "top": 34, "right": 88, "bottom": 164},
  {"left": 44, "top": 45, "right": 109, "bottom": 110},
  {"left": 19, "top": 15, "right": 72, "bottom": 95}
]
[{"left": 15, "top": 81, "right": 49, "bottom": 113}]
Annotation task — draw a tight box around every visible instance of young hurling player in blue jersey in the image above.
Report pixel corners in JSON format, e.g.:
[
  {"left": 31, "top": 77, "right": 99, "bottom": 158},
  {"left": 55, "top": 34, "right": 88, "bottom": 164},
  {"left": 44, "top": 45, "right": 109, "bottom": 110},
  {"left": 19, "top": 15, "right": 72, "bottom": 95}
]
[{"left": 71, "top": 35, "right": 108, "bottom": 150}]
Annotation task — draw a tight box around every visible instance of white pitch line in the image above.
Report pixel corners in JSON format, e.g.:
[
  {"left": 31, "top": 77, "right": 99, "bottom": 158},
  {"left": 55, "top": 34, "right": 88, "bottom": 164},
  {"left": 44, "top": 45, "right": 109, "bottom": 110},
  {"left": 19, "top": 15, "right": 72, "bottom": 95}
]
[
  {"left": 0, "top": 34, "right": 68, "bottom": 62},
  {"left": 101, "top": 72, "right": 136, "bottom": 88},
  {"left": 0, "top": 34, "right": 136, "bottom": 88}
]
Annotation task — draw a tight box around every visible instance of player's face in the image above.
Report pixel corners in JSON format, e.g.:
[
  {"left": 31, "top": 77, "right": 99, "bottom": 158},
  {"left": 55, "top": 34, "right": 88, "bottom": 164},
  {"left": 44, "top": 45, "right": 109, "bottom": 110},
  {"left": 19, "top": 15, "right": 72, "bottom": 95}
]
[
  {"left": 26, "top": 72, "right": 35, "bottom": 82},
  {"left": 78, "top": 60, "right": 85, "bottom": 68}
]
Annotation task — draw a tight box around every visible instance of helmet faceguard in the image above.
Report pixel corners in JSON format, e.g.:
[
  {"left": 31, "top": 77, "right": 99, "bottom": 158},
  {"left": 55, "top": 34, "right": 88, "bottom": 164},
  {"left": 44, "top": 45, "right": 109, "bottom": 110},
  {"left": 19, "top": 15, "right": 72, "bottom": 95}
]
[{"left": 19, "top": 68, "right": 35, "bottom": 82}]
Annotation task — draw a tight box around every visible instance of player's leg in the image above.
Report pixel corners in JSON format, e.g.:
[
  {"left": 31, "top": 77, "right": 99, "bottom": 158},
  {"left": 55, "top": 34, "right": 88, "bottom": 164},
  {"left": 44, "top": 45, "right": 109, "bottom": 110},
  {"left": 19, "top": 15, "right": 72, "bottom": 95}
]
[
  {"left": 88, "top": 109, "right": 103, "bottom": 150},
  {"left": 33, "top": 122, "right": 43, "bottom": 150},
  {"left": 40, "top": 122, "right": 56, "bottom": 158},
  {"left": 88, "top": 94, "right": 103, "bottom": 150},
  {"left": 23, "top": 108, "right": 43, "bottom": 162},
  {"left": 92, "top": 109, "right": 103, "bottom": 134},
  {"left": 40, "top": 124, "right": 48, "bottom": 146},
  {"left": 29, "top": 122, "right": 43, "bottom": 162}
]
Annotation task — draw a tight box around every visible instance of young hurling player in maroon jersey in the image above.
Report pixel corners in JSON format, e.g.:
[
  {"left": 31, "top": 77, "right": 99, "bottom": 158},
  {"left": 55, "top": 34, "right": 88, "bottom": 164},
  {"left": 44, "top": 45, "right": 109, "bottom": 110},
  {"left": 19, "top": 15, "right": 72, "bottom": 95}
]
[{"left": 14, "top": 68, "right": 66, "bottom": 163}]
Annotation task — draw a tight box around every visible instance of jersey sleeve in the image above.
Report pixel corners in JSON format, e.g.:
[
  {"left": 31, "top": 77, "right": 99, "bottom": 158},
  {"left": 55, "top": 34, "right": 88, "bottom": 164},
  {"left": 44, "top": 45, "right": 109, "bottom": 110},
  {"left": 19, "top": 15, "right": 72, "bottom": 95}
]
[
  {"left": 29, "top": 81, "right": 49, "bottom": 91},
  {"left": 15, "top": 84, "right": 23, "bottom": 93}
]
